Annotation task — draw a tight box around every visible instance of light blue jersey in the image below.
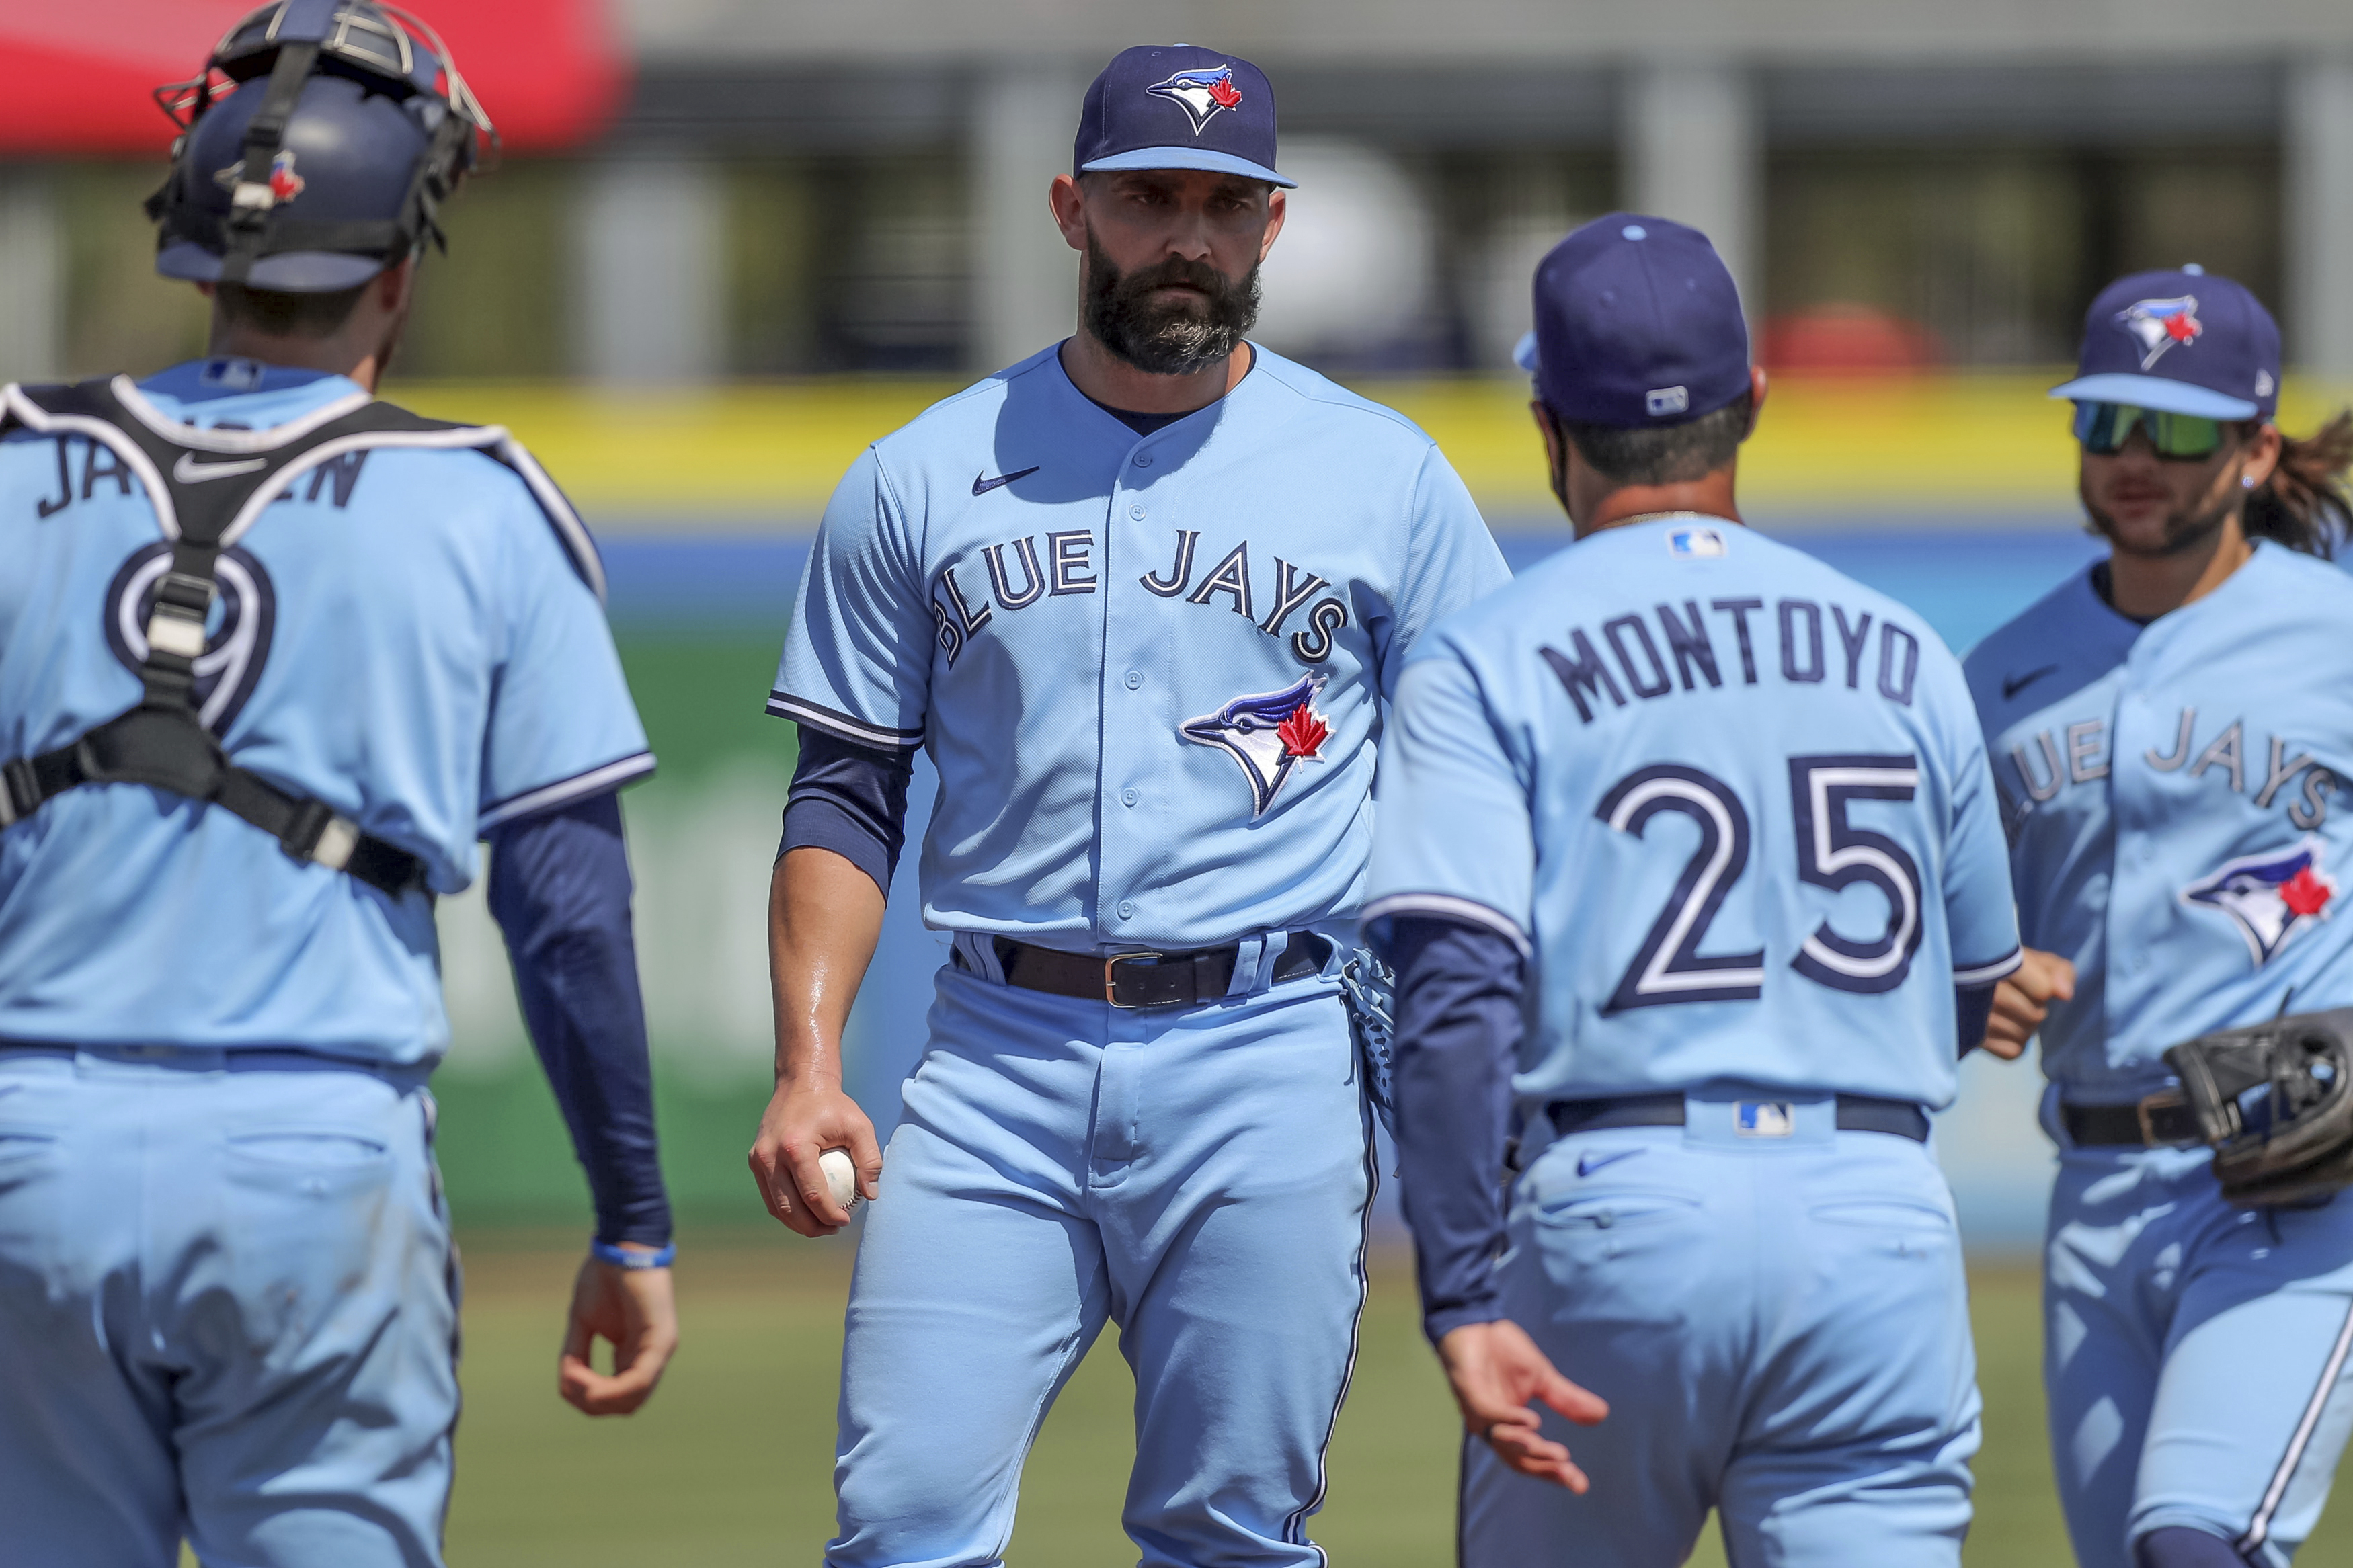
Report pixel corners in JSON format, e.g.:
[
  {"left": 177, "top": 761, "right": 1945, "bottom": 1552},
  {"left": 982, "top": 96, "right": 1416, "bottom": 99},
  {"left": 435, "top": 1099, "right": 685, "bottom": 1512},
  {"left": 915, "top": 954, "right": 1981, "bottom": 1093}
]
[
  {"left": 1964, "top": 543, "right": 2353, "bottom": 1101},
  {"left": 1366, "top": 515, "right": 2021, "bottom": 1110},
  {"left": 0, "top": 361, "right": 651, "bottom": 1064},
  {"left": 772, "top": 344, "right": 1509, "bottom": 950}
]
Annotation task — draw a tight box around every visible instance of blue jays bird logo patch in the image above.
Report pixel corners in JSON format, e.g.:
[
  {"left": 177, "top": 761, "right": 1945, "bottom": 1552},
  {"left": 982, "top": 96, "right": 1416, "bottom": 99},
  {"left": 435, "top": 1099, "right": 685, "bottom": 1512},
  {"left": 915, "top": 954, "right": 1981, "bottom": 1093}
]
[
  {"left": 2115, "top": 296, "right": 2203, "bottom": 370},
  {"left": 1148, "top": 65, "right": 1244, "bottom": 135},
  {"left": 1182, "top": 674, "right": 1330, "bottom": 816},
  {"left": 2181, "top": 837, "right": 2337, "bottom": 966}
]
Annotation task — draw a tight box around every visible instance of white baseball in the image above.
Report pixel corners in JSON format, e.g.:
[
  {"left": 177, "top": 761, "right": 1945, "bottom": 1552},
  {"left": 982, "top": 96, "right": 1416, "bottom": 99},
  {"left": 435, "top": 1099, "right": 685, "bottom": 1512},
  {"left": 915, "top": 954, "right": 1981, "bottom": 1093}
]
[{"left": 818, "top": 1148, "right": 862, "bottom": 1213}]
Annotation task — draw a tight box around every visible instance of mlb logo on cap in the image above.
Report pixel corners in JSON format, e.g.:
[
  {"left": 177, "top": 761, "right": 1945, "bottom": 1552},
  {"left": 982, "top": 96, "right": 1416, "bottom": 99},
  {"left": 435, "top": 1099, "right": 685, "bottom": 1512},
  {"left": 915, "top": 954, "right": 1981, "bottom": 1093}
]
[{"left": 1074, "top": 45, "right": 1295, "bottom": 188}]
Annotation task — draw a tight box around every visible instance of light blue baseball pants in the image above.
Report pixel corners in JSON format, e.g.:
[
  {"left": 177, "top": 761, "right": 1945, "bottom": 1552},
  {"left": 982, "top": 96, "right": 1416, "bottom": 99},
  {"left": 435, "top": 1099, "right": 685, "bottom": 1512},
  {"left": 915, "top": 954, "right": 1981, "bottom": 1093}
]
[
  {"left": 0, "top": 1046, "right": 459, "bottom": 1567},
  {"left": 2043, "top": 1114, "right": 2353, "bottom": 1568},
  {"left": 1462, "top": 1091, "right": 1982, "bottom": 1567},
  {"left": 828, "top": 952, "right": 1375, "bottom": 1568}
]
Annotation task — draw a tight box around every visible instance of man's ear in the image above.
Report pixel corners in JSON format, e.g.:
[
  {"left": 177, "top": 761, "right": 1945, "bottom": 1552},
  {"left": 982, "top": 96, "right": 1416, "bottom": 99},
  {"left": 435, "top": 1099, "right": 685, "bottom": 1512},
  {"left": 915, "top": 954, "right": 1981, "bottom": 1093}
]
[
  {"left": 1258, "top": 186, "right": 1287, "bottom": 261},
  {"left": 1050, "top": 173, "right": 1088, "bottom": 254},
  {"left": 1744, "top": 364, "right": 1769, "bottom": 439},
  {"left": 1531, "top": 400, "right": 1566, "bottom": 485}
]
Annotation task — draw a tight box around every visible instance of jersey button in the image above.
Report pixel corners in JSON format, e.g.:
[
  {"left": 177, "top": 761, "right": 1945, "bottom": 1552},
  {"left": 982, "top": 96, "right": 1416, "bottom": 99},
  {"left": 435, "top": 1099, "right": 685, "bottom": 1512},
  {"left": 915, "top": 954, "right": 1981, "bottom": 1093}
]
[
  {"left": 1129, "top": 503, "right": 1146, "bottom": 520},
  {"left": 1121, "top": 788, "right": 1139, "bottom": 807},
  {"left": 1133, "top": 452, "right": 1153, "bottom": 468},
  {"left": 1124, "top": 669, "right": 1142, "bottom": 690},
  {"left": 1117, "top": 900, "right": 1136, "bottom": 920}
]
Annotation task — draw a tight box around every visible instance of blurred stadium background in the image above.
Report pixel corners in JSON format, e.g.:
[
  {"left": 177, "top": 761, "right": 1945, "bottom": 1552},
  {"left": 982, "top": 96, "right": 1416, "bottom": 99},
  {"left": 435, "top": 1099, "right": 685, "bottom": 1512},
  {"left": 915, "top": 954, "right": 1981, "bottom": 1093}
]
[{"left": 13, "top": 1, "right": 2353, "bottom": 1561}]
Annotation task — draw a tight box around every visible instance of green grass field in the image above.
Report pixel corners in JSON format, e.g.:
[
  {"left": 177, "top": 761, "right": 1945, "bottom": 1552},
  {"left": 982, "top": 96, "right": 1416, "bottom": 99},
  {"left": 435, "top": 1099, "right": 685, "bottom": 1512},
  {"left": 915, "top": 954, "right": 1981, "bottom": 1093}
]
[{"left": 411, "top": 1235, "right": 2353, "bottom": 1567}]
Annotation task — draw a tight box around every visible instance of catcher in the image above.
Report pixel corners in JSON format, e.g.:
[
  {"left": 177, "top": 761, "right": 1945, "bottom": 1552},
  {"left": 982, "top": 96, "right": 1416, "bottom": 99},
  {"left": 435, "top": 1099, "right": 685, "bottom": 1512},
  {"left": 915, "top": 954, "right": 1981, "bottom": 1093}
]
[{"left": 1967, "top": 265, "right": 2353, "bottom": 1568}]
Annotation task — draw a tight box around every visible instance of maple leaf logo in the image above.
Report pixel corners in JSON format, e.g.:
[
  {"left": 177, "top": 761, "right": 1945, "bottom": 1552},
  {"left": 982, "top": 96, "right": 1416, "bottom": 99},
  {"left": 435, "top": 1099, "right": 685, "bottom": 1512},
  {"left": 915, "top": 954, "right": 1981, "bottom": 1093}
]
[
  {"left": 1207, "top": 75, "right": 1242, "bottom": 109},
  {"left": 2282, "top": 865, "right": 2334, "bottom": 919},
  {"left": 1277, "top": 702, "right": 1328, "bottom": 759},
  {"left": 2164, "top": 312, "right": 2200, "bottom": 344}
]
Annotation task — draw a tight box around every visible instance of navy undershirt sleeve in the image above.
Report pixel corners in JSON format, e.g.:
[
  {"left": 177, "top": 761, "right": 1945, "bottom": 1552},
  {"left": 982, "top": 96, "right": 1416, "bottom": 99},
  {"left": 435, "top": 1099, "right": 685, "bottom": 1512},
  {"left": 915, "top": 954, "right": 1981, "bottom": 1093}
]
[
  {"left": 486, "top": 790, "right": 672, "bottom": 1247},
  {"left": 1956, "top": 980, "right": 1999, "bottom": 1059},
  {"left": 1370, "top": 913, "right": 1528, "bottom": 1345},
  {"left": 779, "top": 725, "right": 916, "bottom": 897}
]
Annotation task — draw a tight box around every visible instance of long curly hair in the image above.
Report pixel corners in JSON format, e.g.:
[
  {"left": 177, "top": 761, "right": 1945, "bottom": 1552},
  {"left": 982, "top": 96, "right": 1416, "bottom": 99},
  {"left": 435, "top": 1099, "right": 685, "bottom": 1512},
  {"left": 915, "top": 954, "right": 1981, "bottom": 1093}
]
[{"left": 2247, "top": 409, "right": 2353, "bottom": 558}]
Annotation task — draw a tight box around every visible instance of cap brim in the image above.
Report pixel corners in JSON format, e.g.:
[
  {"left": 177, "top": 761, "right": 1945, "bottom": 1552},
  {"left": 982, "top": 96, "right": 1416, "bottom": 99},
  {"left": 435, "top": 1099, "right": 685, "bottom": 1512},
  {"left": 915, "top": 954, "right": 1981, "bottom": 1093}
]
[
  {"left": 158, "top": 241, "right": 390, "bottom": 293},
  {"left": 1513, "top": 330, "right": 1540, "bottom": 374},
  {"left": 2048, "top": 373, "right": 2260, "bottom": 420},
  {"left": 1078, "top": 147, "right": 1296, "bottom": 188}
]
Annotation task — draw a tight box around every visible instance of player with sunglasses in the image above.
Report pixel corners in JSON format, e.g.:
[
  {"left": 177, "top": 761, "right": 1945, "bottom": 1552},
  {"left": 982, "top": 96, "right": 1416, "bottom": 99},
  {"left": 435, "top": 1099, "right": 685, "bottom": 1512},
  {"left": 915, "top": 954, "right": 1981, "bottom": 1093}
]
[{"left": 1966, "top": 268, "right": 2353, "bottom": 1568}]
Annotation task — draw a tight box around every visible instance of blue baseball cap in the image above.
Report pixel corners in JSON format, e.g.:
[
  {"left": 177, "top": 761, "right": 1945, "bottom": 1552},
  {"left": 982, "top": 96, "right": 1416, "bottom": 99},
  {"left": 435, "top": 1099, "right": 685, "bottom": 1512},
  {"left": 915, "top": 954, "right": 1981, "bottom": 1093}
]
[
  {"left": 1515, "top": 214, "right": 1750, "bottom": 429},
  {"left": 1073, "top": 45, "right": 1294, "bottom": 189},
  {"left": 2050, "top": 266, "right": 2279, "bottom": 421}
]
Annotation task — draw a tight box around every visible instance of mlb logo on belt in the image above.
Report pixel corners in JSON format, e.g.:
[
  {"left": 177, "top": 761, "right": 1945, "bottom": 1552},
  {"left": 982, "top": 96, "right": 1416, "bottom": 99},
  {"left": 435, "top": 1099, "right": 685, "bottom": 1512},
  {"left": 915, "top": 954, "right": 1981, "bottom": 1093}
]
[
  {"left": 1737, "top": 1102, "right": 1795, "bottom": 1137},
  {"left": 2181, "top": 837, "right": 2337, "bottom": 966}
]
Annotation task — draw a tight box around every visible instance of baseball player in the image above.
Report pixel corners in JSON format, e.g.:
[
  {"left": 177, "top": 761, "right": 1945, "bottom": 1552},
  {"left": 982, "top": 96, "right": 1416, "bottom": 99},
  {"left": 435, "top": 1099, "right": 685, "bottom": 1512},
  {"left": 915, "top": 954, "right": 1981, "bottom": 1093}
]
[
  {"left": 1966, "top": 267, "right": 2353, "bottom": 1568},
  {"left": 0, "top": 6, "right": 676, "bottom": 1563},
  {"left": 743, "top": 44, "right": 1508, "bottom": 1566},
  {"left": 1363, "top": 214, "right": 2025, "bottom": 1566}
]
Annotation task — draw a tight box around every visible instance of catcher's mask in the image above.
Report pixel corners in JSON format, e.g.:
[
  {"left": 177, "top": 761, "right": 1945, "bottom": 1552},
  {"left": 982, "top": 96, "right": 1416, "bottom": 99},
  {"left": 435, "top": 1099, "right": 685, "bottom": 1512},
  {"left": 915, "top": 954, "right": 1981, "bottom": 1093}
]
[
  {"left": 145, "top": 0, "right": 495, "bottom": 293},
  {"left": 2165, "top": 1007, "right": 2353, "bottom": 1208}
]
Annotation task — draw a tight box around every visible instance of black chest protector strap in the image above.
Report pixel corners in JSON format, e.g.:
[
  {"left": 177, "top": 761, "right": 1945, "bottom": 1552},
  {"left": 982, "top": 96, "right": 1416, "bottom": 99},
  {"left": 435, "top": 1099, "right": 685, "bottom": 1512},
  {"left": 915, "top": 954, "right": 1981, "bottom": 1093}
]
[{"left": 0, "top": 378, "right": 465, "bottom": 899}]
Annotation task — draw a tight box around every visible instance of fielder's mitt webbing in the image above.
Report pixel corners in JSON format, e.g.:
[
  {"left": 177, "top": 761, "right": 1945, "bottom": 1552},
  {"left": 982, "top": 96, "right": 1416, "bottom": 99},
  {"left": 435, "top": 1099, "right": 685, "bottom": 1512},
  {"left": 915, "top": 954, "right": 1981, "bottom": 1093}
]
[
  {"left": 0, "top": 377, "right": 452, "bottom": 897},
  {"left": 2165, "top": 1007, "right": 2353, "bottom": 1208}
]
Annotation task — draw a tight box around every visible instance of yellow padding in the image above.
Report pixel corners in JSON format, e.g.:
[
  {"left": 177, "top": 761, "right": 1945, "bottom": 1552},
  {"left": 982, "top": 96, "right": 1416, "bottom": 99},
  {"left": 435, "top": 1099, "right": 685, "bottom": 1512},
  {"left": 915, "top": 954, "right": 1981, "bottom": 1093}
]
[{"left": 383, "top": 374, "right": 2352, "bottom": 520}]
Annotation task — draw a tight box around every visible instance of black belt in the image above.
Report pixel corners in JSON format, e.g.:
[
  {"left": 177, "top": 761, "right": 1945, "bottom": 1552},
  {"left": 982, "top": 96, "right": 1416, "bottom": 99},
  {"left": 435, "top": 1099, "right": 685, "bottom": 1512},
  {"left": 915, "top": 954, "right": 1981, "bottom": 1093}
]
[
  {"left": 2060, "top": 1093, "right": 2203, "bottom": 1148},
  {"left": 1548, "top": 1091, "right": 1930, "bottom": 1143},
  {"left": 982, "top": 932, "right": 1326, "bottom": 1010}
]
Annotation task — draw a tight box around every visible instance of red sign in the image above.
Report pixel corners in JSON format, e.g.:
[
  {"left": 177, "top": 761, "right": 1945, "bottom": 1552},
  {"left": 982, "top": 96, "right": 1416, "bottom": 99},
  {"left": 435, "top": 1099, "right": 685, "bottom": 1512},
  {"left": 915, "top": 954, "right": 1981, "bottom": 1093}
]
[{"left": 1, "top": 1, "right": 629, "bottom": 155}]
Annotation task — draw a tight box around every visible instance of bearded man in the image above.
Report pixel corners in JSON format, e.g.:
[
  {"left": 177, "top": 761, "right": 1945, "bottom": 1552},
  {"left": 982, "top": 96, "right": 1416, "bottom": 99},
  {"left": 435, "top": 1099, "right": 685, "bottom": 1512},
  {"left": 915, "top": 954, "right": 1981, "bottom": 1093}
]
[{"left": 745, "top": 42, "right": 1509, "bottom": 1568}]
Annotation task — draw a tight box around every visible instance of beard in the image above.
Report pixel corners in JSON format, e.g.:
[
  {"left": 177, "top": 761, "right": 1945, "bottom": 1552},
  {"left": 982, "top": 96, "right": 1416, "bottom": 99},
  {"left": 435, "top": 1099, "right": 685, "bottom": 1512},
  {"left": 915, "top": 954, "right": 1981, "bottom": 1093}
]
[
  {"left": 1082, "top": 230, "right": 1261, "bottom": 376},
  {"left": 2081, "top": 481, "right": 2237, "bottom": 560}
]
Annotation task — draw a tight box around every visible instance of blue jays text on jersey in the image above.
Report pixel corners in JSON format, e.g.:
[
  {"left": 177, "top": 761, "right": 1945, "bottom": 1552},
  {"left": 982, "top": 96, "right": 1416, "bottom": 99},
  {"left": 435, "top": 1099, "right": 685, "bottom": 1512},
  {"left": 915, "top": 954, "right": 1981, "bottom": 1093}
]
[
  {"left": 771, "top": 345, "right": 1509, "bottom": 950},
  {"left": 1365, "top": 517, "right": 2021, "bottom": 1112},
  {"left": 1965, "top": 543, "right": 2353, "bottom": 1100},
  {"left": 0, "top": 362, "right": 651, "bottom": 1063}
]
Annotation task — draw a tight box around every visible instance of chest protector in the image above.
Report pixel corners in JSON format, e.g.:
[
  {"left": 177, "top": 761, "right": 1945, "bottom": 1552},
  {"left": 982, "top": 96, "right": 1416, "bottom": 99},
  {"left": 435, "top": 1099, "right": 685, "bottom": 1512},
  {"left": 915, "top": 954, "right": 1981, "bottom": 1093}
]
[{"left": 0, "top": 375, "right": 530, "bottom": 898}]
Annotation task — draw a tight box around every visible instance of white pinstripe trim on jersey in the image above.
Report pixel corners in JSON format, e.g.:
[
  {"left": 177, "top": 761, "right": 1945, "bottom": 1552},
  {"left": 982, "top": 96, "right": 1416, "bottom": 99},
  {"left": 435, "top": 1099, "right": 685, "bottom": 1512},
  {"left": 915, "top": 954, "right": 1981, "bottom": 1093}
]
[
  {"left": 765, "top": 693, "right": 926, "bottom": 751},
  {"left": 477, "top": 752, "right": 655, "bottom": 833},
  {"left": 493, "top": 437, "right": 606, "bottom": 604},
  {"left": 1357, "top": 893, "right": 1533, "bottom": 959},
  {"left": 110, "top": 375, "right": 374, "bottom": 454},
  {"left": 2237, "top": 1297, "right": 2353, "bottom": 1555},
  {"left": 2, "top": 383, "right": 181, "bottom": 537},
  {"left": 1954, "top": 948, "right": 2026, "bottom": 987}
]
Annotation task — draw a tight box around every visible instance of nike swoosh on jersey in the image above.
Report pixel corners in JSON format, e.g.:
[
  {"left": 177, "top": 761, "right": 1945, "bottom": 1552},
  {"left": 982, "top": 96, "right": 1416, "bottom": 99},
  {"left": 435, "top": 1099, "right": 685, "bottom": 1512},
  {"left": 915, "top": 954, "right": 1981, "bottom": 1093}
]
[
  {"left": 2002, "top": 665, "right": 2060, "bottom": 700},
  {"left": 1576, "top": 1149, "right": 1644, "bottom": 1178},
  {"left": 971, "top": 466, "right": 1040, "bottom": 496},
  {"left": 171, "top": 452, "right": 268, "bottom": 484}
]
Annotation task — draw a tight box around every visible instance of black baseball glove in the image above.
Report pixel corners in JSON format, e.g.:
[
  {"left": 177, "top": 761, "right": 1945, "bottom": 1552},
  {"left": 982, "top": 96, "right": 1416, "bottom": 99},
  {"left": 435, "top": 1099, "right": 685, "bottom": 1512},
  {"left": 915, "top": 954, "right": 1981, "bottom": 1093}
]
[{"left": 2163, "top": 1007, "right": 2353, "bottom": 1207}]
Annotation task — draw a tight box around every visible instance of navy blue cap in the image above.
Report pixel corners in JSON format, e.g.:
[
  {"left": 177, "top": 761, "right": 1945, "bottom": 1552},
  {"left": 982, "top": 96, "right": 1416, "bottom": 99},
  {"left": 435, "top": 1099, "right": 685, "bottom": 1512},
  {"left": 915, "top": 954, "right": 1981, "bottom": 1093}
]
[
  {"left": 1517, "top": 214, "right": 1749, "bottom": 429},
  {"left": 1074, "top": 45, "right": 1293, "bottom": 189},
  {"left": 2050, "top": 266, "right": 2278, "bottom": 421}
]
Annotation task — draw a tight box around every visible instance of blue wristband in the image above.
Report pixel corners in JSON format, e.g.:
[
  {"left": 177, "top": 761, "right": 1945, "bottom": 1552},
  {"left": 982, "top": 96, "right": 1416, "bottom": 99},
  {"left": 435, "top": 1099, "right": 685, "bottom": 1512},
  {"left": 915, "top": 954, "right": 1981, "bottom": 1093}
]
[{"left": 590, "top": 1239, "right": 676, "bottom": 1270}]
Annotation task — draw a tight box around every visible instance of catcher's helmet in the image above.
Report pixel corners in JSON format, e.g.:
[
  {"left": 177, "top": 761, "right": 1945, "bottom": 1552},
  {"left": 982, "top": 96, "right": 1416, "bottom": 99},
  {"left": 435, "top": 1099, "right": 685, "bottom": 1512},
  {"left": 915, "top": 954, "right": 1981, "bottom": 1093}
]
[{"left": 145, "top": 0, "right": 493, "bottom": 293}]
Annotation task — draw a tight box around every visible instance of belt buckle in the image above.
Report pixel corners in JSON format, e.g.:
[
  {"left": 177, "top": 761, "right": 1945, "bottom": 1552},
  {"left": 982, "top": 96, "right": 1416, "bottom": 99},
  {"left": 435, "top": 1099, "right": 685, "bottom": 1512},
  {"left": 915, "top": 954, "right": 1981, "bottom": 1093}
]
[
  {"left": 2136, "top": 1089, "right": 2188, "bottom": 1147},
  {"left": 1104, "top": 952, "right": 1165, "bottom": 1009}
]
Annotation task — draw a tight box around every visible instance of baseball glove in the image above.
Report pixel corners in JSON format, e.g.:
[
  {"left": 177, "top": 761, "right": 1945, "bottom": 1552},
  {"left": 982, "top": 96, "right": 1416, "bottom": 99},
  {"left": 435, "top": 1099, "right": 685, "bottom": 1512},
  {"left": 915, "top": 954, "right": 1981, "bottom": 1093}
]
[
  {"left": 2163, "top": 1007, "right": 2353, "bottom": 1207},
  {"left": 1338, "top": 948, "right": 1398, "bottom": 1137}
]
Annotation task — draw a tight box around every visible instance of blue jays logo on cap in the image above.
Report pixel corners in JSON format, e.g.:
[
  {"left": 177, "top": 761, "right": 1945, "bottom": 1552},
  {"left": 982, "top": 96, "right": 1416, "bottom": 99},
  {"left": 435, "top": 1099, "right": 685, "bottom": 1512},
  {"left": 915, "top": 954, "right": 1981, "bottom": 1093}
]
[
  {"left": 2182, "top": 838, "right": 2337, "bottom": 966},
  {"left": 2050, "top": 267, "right": 2279, "bottom": 421},
  {"left": 1181, "top": 673, "right": 1330, "bottom": 816},
  {"left": 1148, "top": 65, "right": 1244, "bottom": 136},
  {"left": 1073, "top": 45, "right": 1293, "bottom": 188},
  {"left": 2116, "top": 296, "right": 2203, "bottom": 370}
]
